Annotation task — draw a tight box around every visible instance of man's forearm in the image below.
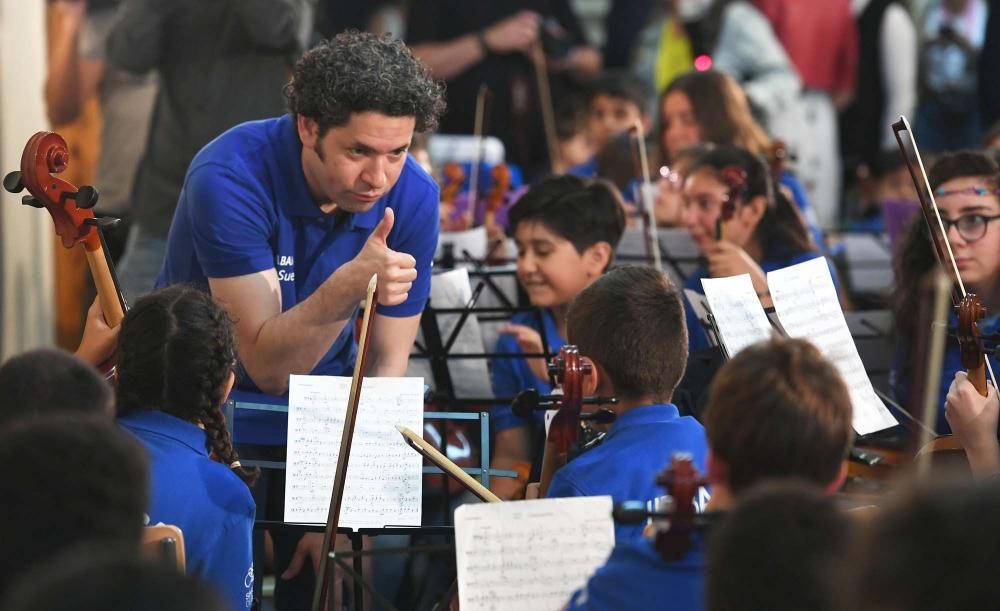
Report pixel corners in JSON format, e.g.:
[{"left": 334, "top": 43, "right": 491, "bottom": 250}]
[{"left": 238, "top": 262, "right": 368, "bottom": 394}]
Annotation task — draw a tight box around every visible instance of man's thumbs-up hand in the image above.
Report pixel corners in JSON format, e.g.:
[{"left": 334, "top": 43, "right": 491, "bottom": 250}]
[{"left": 354, "top": 208, "right": 417, "bottom": 306}]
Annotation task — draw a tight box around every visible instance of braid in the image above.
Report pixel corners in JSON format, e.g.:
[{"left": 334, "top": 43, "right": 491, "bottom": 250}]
[{"left": 117, "top": 286, "right": 259, "bottom": 488}]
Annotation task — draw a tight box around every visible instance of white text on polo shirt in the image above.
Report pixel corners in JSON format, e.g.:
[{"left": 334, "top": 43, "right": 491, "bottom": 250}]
[{"left": 277, "top": 255, "right": 295, "bottom": 282}]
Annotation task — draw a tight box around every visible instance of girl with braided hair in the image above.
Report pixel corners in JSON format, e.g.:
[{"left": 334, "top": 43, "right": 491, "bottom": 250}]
[{"left": 116, "top": 285, "right": 258, "bottom": 611}]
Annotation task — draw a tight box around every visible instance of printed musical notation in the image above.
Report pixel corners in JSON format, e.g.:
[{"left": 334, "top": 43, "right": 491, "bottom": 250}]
[
  {"left": 455, "top": 496, "right": 615, "bottom": 611},
  {"left": 284, "top": 375, "right": 424, "bottom": 527},
  {"left": 766, "top": 257, "right": 898, "bottom": 435},
  {"left": 700, "top": 274, "right": 774, "bottom": 357}
]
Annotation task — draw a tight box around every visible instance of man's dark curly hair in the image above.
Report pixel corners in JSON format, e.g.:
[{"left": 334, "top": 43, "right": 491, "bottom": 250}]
[{"left": 285, "top": 31, "right": 446, "bottom": 134}]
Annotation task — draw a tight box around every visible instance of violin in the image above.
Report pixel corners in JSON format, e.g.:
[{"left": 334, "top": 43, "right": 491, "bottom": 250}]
[
  {"left": 613, "top": 454, "right": 712, "bottom": 562},
  {"left": 3, "top": 132, "right": 127, "bottom": 364},
  {"left": 440, "top": 162, "right": 466, "bottom": 231},
  {"left": 893, "top": 117, "right": 996, "bottom": 458},
  {"left": 484, "top": 163, "right": 510, "bottom": 231},
  {"left": 530, "top": 345, "right": 620, "bottom": 497}
]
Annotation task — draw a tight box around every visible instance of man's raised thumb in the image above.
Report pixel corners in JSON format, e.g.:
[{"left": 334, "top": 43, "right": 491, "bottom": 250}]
[{"left": 371, "top": 207, "right": 395, "bottom": 243}]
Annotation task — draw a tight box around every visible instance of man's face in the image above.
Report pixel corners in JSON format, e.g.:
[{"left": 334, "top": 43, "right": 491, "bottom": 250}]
[{"left": 298, "top": 112, "right": 415, "bottom": 213}]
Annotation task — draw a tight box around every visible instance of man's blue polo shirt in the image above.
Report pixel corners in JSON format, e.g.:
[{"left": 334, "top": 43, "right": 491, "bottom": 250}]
[
  {"left": 119, "top": 411, "right": 256, "bottom": 611},
  {"left": 156, "top": 114, "right": 439, "bottom": 443},
  {"left": 546, "top": 403, "right": 708, "bottom": 541},
  {"left": 566, "top": 536, "right": 705, "bottom": 610},
  {"left": 489, "top": 308, "right": 565, "bottom": 433}
]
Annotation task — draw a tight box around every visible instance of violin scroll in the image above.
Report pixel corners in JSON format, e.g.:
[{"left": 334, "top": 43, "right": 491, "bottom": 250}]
[
  {"left": 546, "top": 345, "right": 591, "bottom": 453},
  {"left": 651, "top": 454, "right": 706, "bottom": 562}
]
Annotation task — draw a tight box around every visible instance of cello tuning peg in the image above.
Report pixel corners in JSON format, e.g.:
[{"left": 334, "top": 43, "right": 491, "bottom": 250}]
[
  {"left": 21, "top": 195, "right": 43, "bottom": 209},
  {"left": 83, "top": 216, "right": 121, "bottom": 229},
  {"left": 3, "top": 171, "right": 24, "bottom": 193},
  {"left": 73, "top": 185, "right": 100, "bottom": 209}
]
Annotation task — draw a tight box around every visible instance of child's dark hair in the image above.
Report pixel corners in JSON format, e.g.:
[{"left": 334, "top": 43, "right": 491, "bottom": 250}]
[
  {"left": 706, "top": 480, "right": 852, "bottom": 611},
  {"left": 555, "top": 93, "right": 590, "bottom": 141},
  {"left": 865, "top": 148, "right": 907, "bottom": 180},
  {"left": 507, "top": 175, "right": 626, "bottom": 268},
  {"left": 0, "top": 415, "right": 149, "bottom": 597},
  {"left": 703, "top": 338, "right": 853, "bottom": 494},
  {"left": 848, "top": 479, "right": 1000, "bottom": 611},
  {"left": 0, "top": 348, "right": 113, "bottom": 427},
  {"left": 567, "top": 266, "right": 688, "bottom": 402},
  {"left": 116, "top": 286, "right": 259, "bottom": 486},
  {"left": 892, "top": 150, "right": 999, "bottom": 378},
  {"left": 5, "top": 548, "right": 226, "bottom": 611},
  {"left": 687, "top": 145, "right": 814, "bottom": 259},
  {"left": 590, "top": 70, "right": 652, "bottom": 116}
]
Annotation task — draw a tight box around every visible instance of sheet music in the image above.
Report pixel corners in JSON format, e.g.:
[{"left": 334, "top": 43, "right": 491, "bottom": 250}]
[
  {"left": 455, "top": 496, "right": 615, "bottom": 611},
  {"left": 284, "top": 375, "right": 424, "bottom": 527},
  {"left": 701, "top": 274, "right": 774, "bottom": 357},
  {"left": 407, "top": 268, "right": 493, "bottom": 398},
  {"left": 766, "top": 257, "right": 898, "bottom": 435}
]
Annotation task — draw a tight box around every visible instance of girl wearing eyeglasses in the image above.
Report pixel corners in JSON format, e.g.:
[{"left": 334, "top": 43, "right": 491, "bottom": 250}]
[{"left": 892, "top": 150, "right": 1000, "bottom": 433}]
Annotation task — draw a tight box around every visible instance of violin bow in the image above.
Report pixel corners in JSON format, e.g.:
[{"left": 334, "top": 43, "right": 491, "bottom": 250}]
[
  {"left": 630, "top": 120, "right": 663, "bottom": 273},
  {"left": 893, "top": 117, "right": 997, "bottom": 396},
  {"left": 466, "top": 84, "right": 491, "bottom": 230},
  {"left": 531, "top": 41, "right": 559, "bottom": 175},
  {"left": 310, "top": 274, "right": 379, "bottom": 611}
]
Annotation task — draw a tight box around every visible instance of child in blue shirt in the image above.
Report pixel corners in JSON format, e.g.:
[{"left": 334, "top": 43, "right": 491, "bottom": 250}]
[
  {"left": 679, "top": 145, "right": 830, "bottom": 352},
  {"left": 544, "top": 265, "right": 708, "bottom": 541},
  {"left": 890, "top": 150, "right": 1000, "bottom": 433},
  {"left": 490, "top": 175, "right": 626, "bottom": 499},
  {"left": 116, "top": 286, "right": 258, "bottom": 611},
  {"left": 566, "top": 337, "right": 855, "bottom": 610}
]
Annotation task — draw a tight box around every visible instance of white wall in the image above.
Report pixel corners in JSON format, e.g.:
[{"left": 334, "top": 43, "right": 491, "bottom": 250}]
[{"left": 0, "top": 0, "right": 54, "bottom": 359}]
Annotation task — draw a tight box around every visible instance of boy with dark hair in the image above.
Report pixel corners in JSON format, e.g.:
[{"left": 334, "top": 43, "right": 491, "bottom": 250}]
[
  {"left": 545, "top": 265, "right": 706, "bottom": 542},
  {"left": 706, "top": 481, "right": 852, "bottom": 611},
  {"left": 0, "top": 415, "right": 149, "bottom": 598},
  {"left": 5, "top": 549, "right": 226, "bottom": 611},
  {"left": 848, "top": 479, "right": 1000, "bottom": 611},
  {"left": 588, "top": 70, "right": 652, "bottom": 150},
  {"left": 566, "top": 337, "right": 853, "bottom": 609},
  {"left": 0, "top": 348, "right": 113, "bottom": 427},
  {"left": 490, "top": 175, "right": 626, "bottom": 499}
]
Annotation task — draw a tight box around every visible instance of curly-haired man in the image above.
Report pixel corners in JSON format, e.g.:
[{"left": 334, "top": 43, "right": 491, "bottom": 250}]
[
  {"left": 159, "top": 31, "right": 445, "bottom": 398},
  {"left": 155, "top": 32, "right": 445, "bottom": 607}
]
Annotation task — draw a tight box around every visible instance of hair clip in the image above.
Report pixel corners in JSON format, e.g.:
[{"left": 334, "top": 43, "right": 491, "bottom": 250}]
[
  {"left": 720, "top": 165, "right": 748, "bottom": 201},
  {"left": 933, "top": 186, "right": 1000, "bottom": 197},
  {"left": 659, "top": 165, "right": 682, "bottom": 185}
]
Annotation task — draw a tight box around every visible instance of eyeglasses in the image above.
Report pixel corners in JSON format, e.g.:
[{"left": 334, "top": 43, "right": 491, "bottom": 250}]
[{"left": 938, "top": 213, "right": 1000, "bottom": 242}]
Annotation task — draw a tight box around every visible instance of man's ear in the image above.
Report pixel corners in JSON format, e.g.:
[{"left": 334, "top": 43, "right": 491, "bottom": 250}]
[{"left": 297, "top": 114, "right": 320, "bottom": 149}]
